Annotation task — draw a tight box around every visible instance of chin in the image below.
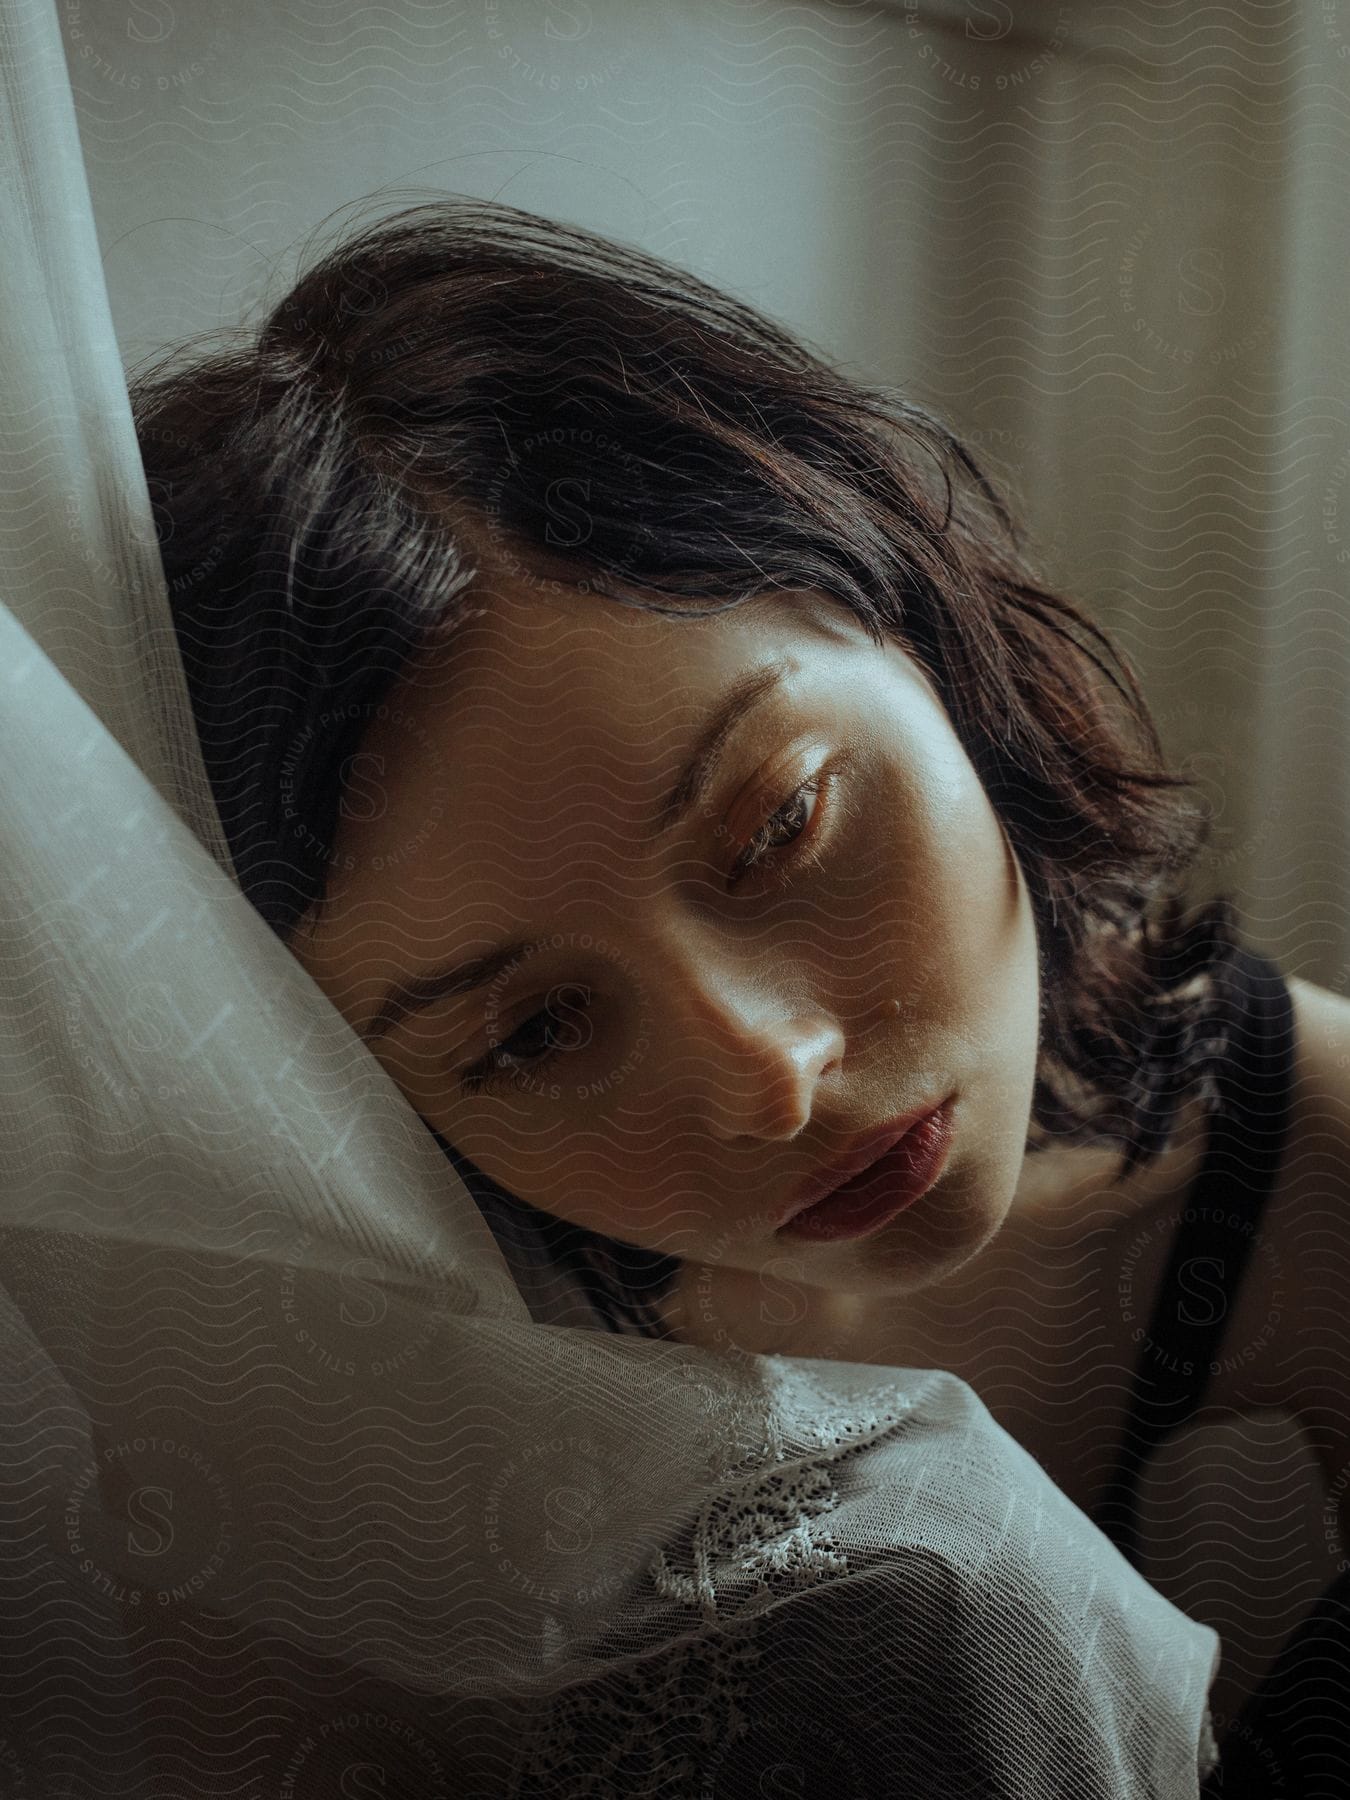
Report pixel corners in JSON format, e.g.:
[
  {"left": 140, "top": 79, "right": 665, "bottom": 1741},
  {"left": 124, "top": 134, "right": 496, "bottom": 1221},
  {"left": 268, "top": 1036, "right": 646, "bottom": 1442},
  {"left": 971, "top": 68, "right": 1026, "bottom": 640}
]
[{"left": 805, "top": 1160, "right": 1011, "bottom": 1297}]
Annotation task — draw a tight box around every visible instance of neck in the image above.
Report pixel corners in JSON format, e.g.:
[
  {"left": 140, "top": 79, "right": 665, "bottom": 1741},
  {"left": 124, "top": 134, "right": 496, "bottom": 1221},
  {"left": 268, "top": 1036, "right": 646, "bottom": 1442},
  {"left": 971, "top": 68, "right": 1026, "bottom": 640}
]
[
  {"left": 661, "top": 1090, "right": 1215, "bottom": 1357},
  {"left": 660, "top": 1258, "right": 868, "bottom": 1357}
]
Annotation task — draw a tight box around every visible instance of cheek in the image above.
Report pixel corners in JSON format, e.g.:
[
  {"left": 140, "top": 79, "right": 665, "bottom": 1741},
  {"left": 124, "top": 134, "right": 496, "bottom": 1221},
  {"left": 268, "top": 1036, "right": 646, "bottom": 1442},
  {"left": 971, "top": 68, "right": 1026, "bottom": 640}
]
[
  {"left": 862, "top": 766, "right": 1034, "bottom": 1047},
  {"left": 866, "top": 750, "right": 1009, "bottom": 940},
  {"left": 367, "top": 1032, "right": 460, "bottom": 1119},
  {"left": 447, "top": 1106, "right": 628, "bottom": 1215},
  {"left": 905, "top": 729, "right": 1017, "bottom": 906},
  {"left": 495, "top": 1121, "right": 701, "bottom": 1252}
]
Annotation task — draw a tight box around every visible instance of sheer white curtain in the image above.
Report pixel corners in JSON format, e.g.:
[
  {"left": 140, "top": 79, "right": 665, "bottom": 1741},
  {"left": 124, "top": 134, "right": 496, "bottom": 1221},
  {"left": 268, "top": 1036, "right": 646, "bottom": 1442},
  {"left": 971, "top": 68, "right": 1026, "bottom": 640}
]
[
  {"left": 0, "top": 1, "right": 1228, "bottom": 1793},
  {"left": 866, "top": 0, "right": 1350, "bottom": 989}
]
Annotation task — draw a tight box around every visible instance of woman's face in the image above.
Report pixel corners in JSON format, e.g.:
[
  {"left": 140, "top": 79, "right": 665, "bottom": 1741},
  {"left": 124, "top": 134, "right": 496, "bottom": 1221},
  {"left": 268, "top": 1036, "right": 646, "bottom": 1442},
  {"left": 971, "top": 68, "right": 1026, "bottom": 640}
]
[{"left": 291, "top": 572, "right": 1043, "bottom": 1303}]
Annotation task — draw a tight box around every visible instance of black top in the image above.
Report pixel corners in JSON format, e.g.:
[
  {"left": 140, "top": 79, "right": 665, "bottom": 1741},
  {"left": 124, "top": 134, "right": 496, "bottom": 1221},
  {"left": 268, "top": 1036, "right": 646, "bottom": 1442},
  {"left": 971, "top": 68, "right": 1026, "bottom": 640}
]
[
  {"left": 1083, "top": 946, "right": 1350, "bottom": 1796},
  {"left": 1089, "top": 943, "right": 1299, "bottom": 1572}
]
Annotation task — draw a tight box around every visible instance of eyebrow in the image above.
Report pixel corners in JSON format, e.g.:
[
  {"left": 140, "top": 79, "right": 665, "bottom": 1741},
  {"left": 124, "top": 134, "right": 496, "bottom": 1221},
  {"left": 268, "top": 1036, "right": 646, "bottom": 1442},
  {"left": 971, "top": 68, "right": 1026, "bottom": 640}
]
[{"left": 361, "top": 656, "right": 795, "bottom": 1044}]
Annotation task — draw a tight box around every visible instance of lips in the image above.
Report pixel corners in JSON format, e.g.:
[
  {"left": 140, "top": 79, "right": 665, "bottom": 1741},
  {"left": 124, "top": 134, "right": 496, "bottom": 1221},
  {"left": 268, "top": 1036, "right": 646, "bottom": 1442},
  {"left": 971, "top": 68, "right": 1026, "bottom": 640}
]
[{"left": 776, "top": 1096, "right": 951, "bottom": 1231}]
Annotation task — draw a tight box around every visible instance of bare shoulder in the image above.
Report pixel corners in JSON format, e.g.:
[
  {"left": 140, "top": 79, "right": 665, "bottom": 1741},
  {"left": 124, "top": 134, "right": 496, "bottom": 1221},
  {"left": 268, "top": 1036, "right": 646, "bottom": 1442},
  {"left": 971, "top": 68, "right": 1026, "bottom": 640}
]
[
  {"left": 1031, "top": 972, "right": 1350, "bottom": 1232},
  {"left": 1111, "top": 972, "right": 1350, "bottom": 1267},
  {"left": 1285, "top": 974, "right": 1350, "bottom": 1125},
  {"left": 1267, "top": 974, "right": 1350, "bottom": 1323}
]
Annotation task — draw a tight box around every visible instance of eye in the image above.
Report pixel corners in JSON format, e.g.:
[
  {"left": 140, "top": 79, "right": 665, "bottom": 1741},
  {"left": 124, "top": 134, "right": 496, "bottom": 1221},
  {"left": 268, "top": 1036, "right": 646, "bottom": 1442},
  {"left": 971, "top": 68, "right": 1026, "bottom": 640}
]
[
  {"left": 730, "top": 753, "right": 855, "bottom": 889},
  {"left": 456, "top": 749, "right": 859, "bottom": 1097},
  {"left": 459, "top": 982, "right": 592, "bottom": 1096}
]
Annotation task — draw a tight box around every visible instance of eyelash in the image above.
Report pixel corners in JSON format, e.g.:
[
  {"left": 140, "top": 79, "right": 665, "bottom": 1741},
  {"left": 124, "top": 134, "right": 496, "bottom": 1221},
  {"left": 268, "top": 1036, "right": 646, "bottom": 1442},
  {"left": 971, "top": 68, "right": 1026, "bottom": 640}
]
[
  {"left": 458, "top": 753, "right": 854, "bottom": 1096},
  {"left": 728, "top": 767, "right": 835, "bottom": 888}
]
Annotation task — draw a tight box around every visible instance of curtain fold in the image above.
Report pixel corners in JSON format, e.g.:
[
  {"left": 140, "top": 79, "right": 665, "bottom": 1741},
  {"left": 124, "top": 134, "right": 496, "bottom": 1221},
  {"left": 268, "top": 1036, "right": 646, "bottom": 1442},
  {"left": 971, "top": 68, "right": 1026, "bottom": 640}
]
[
  {"left": 868, "top": 0, "right": 1350, "bottom": 986},
  {"left": 0, "top": 0, "right": 231, "bottom": 868}
]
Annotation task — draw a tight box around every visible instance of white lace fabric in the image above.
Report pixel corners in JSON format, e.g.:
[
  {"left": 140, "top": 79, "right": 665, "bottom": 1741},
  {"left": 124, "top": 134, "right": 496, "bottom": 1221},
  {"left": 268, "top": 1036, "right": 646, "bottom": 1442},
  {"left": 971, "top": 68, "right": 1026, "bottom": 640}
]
[{"left": 0, "top": 1, "right": 1221, "bottom": 1791}]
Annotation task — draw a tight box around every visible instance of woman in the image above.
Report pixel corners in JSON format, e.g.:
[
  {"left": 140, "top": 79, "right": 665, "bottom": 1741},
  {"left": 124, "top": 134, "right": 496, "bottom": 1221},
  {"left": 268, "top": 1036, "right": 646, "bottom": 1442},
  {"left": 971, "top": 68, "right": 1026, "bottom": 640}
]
[{"left": 131, "top": 195, "right": 1349, "bottom": 1793}]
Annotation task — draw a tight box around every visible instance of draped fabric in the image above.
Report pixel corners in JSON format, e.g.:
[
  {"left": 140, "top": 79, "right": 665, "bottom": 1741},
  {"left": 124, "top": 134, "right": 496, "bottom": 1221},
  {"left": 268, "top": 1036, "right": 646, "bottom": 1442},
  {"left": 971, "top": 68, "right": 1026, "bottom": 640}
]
[
  {"left": 0, "top": 0, "right": 1234, "bottom": 1792},
  {"left": 871, "top": 0, "right": 1350, "bottom": 989}
]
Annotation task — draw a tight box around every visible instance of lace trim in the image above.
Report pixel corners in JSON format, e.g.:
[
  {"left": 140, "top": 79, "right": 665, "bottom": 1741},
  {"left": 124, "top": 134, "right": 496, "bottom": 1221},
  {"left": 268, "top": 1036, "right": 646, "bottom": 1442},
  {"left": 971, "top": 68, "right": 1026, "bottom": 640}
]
[
  {"left": 649, "top": 1363, "right": 917, "bottom": 1625},
  {"left": 649, "top": 1458, "right": 850, "bottom": 1620},
  {"left": 506, "top": 1617, "right": 764, "bottom": 1796},
  {"left": 509, "top": 1374, "right": 920, "bottom": 1793}
]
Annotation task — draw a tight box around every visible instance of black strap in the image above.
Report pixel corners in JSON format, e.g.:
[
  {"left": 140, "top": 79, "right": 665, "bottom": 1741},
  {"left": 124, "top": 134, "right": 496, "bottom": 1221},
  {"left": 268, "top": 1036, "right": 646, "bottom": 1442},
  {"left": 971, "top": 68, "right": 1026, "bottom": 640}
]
[
  {"left": 1091, "top": 946, "right": 1298, "bottom": 1572},
  {"left": 1201, "top": 1561, "right": 1350, "bottom": 1795}
]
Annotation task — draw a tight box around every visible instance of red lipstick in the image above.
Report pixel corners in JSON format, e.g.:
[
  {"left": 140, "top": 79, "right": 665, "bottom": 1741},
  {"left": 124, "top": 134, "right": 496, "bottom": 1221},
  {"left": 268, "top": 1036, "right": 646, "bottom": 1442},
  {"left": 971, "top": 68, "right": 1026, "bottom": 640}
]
[{"left": 776, "top": 1097, "right": 955, "bottom": 1244}]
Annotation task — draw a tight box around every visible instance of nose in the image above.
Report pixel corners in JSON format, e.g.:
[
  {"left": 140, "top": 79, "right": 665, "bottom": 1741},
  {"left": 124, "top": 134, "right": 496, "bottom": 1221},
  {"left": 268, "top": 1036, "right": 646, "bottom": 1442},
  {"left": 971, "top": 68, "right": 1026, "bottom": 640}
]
[{"left": 652, "top": 948, "right": 846, "bottom": 1144}]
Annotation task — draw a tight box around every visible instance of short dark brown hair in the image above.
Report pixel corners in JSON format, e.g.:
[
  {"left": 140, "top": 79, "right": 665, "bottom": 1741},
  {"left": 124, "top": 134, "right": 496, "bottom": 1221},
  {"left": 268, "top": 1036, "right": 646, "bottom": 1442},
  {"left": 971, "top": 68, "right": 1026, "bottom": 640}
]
[{"left": 131, "top": 195, "right": 1247, "bottom": 1336}]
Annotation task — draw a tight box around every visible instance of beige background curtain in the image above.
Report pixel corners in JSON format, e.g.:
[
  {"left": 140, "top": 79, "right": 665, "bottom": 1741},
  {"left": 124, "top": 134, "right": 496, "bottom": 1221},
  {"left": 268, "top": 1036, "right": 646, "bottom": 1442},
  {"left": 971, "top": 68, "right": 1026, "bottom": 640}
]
[{"left": 62, "top": 0, "right": 1350, "bottom": 990}]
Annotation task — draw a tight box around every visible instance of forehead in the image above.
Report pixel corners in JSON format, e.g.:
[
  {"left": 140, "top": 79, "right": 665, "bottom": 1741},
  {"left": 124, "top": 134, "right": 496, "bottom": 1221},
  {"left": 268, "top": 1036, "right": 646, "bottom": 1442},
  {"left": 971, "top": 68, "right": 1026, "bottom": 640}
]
[
  {"left": 420, "top": 580, "right": 861, "bottom": 720},
  {"left": 400, "top": 581, "right": 865, "bottom": 785},
  {"left": 323, "top": 581, "right": 875, "bottom": 930}
]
